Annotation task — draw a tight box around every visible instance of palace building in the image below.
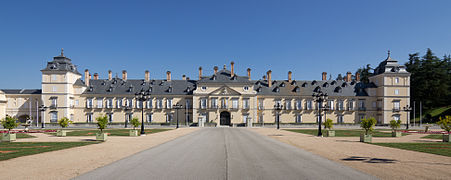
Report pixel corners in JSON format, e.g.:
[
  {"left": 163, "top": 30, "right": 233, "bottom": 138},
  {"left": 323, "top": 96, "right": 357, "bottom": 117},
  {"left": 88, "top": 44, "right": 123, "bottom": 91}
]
[{"left": 0, "top": 50, "right": 410, "bottom": 127}]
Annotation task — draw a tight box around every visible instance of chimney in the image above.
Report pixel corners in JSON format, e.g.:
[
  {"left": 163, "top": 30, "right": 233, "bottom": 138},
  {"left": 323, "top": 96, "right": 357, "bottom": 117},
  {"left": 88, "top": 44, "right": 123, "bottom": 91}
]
[
  {"left": 93, "top": 73, "right": 99, "bottom": 80},
  {"left": 199, "top": 67, "right": 202, "bottom": 80},
  {"left": 182, "top": 75, "right": 186, "bottom": 80},
  {"left": 214, "top": 66, "right": 218, "bottom": 74},
  {"left": 322, "top": 72, "right": 327, "bottom": 81},
  {"left": 166, "top": 71, "right": 171, "bottom": 81},
  {"left": 84, "top": 69, "right": 90, "bottom": 86},
  {"left": 263, "top": 75, "right": 266, "bottom": 81},
  {"left": 145, "top": 70, "right": 150, "bottom": 82},
  {"left": 108, "top": 70, "right": 112, "bottom": 80},
  {"left": 230, "top": 61, "right": 235, "bottom": 77},
  {"left": 247, "top": 68, "right": 251, "bottom": 80},
  {"left": 288, "top": 71, "right": 292, "bottom": 83},
  {"left": 267, "top": 70, "right": 272, "bottom": 87},
  {"left": 346, "top": 72, "right": 352, "bottom": 82},
  {"left": 355, "top": 72, "right": 360, "bottom": 82},
  {"left": 122, "top": 70, "right": 127, "bottom": 81}
]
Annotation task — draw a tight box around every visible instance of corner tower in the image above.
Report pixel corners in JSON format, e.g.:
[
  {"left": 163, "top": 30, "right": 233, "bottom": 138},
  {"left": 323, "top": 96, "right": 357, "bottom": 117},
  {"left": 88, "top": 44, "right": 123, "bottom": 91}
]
[
  {"left": 369, "top": 51, "right": 410, "bottom": 124},
  {"left": 41, "top": 49, "right": 82, "bottom": 123}
]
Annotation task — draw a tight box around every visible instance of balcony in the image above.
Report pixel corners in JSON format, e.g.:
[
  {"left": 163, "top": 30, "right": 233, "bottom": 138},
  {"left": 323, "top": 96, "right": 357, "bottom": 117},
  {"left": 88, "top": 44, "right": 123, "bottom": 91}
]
[
  {"left": 49, "top": 105, "right": 57, "bottom": 109},
  {"left": 392, "top": 108, "right": 400, "bottom": 112},
  {"left": 358, "top": 107, "right": 366, "bottom": 111}
]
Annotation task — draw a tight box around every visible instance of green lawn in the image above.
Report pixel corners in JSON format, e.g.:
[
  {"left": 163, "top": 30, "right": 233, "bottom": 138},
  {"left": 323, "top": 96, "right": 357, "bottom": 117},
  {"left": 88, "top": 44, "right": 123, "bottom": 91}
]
[
  {"left": 422, "top": 134, "right": 446, "bottom": 139},
  {"left": 285, "top": 129, "right": 408, "bottom": 137},
  {"left": 0, "top": 142, "right": 99, "bottom": 161},
  {"left": 47, "top": 129, "right": 171, "bottom": 136},
  {"left": 372, "top": 143, "right": 451, "bottom": 157},
  {"left": 16, "top": 133, "right": 36, "bottom": 139}
]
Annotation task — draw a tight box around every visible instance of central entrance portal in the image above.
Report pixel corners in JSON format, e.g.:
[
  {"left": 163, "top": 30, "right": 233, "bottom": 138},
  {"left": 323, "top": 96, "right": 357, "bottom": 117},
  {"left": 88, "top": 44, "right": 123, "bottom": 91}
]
[{"left": 220, "top": 111, "right": 231, "bottom": 126}]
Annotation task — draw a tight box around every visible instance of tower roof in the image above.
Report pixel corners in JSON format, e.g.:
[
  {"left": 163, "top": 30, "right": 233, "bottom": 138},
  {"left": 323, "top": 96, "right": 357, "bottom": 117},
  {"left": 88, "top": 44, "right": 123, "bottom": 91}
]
[
  {"left": 373, "top": 50, "right": 409, "bottom": 75},
  {"left": 41, "top": 48, "right": 81, "bottom": 75}
]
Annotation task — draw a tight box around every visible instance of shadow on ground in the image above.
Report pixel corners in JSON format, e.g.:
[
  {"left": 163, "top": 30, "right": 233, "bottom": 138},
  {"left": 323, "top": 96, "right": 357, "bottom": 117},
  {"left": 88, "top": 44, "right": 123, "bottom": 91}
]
[{"left": 341, "top": 156, "right": 397, "bottom": 164}]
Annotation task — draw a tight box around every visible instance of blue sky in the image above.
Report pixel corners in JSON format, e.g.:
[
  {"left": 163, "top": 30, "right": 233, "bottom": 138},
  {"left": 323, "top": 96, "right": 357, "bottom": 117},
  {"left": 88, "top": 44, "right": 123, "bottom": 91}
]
[{"left": 0, "top": 0, "right": 450, "bottom": 89}]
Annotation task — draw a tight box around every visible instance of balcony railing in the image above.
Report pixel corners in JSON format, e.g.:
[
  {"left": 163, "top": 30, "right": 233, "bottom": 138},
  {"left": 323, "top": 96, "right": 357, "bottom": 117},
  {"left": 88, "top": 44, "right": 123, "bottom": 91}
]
[{"left": 392, "top": 108, "right": 400, "bottom": 112}]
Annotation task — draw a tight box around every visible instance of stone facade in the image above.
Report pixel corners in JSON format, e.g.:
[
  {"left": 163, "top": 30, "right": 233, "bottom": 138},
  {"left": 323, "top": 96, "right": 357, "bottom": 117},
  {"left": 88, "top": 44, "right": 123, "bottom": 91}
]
[{"left": 0, "top": 50, "right": 410, "bottom": 126}]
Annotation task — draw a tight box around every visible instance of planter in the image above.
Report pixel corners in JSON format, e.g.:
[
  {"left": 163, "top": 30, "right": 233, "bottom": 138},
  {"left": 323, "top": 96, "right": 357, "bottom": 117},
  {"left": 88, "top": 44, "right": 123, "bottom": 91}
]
[
  {"left": 360, "top": 133, "right": 372, "bottom": 143},
  {"left": 1, "top": 133, "right": 16, "bottom": 142},
  {"left": 56, "top": 130, "right": 67, "bottom": 137},
  {"left": 443, "top": 134, "right": 450, "bottom": 142},
  {"left": 392, "top": 131, "right": 402, "bottom": 137},
  {"left": 96, "top": 133, "right": 108, "bottom": 142},
  {"left": 129, "top": 130, "right": 138, "bottom": 137},
  {"left": 326, "top": 130, "right": 335, "bottom": 137}
]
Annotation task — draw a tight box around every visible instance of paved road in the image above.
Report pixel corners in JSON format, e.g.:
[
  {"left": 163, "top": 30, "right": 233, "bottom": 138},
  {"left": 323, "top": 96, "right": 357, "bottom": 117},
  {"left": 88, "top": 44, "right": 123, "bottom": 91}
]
[{"left": 76, "top": 128, "right": 375, "bottom": 180}]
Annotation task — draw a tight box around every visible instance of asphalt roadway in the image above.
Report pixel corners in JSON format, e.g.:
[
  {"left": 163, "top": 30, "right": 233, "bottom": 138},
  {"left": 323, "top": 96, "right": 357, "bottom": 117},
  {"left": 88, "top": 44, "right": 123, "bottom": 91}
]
[{"left": 75, "top": 128, "right": 376, "bottom": 180}]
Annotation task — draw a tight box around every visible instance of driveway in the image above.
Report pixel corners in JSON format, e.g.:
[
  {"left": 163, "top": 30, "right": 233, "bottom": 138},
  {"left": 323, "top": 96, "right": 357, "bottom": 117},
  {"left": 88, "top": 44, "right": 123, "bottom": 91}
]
[{"left": 76, "top": 128, "right": 374, "bottom": 180}]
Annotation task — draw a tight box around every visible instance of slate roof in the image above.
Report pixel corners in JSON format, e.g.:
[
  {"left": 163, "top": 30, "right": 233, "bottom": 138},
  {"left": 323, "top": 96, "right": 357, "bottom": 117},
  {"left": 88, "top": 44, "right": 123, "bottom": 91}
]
[
  {"left": 1, "top": 89, "right": 42, "bottom": 94},
  {"left": 373, "top": 52, "right": 409, "bottom": 75},
  {"left": 198, "top": 69, "right": 253, "bottom": 84},
  {"left": 41, "top": 54, "right": 81, "bottom": 75},
  {"left": 253, "top": 79, "right": 373, "bottom": 97},
  {"left": 82, "top": 78, "right": 196, "bottom": 95}
]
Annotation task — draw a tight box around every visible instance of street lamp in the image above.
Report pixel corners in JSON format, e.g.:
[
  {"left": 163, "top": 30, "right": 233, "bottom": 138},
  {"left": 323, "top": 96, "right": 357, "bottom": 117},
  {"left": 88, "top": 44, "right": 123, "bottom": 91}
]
[
  {"left": 173, "top": 103, "right": 183, "bottom": 129},
  {"left": 38, "top": 105, "right": 48, "bottom": 128},
  {"left": 135, "top": 90, "right": 150, "bottom": 136},
  {"left": 403, "top": 105, "right": 412, "bottom": 130},
  {"left": 274, "top": 103, "right": 283, "bottom": 129},
  {"left": 312, "top": 91, "right": 328, "bottom": 137}
]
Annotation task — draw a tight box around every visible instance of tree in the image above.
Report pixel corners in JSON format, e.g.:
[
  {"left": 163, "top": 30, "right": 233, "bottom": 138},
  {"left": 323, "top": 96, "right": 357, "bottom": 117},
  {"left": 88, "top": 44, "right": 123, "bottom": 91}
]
[
  {"left": 323, "top": 119, "right": 333, "bottom": 130},
  {"left": 1, "top": 116, "right": 19, "bottom": 133},
  {"left": 355, "top": 64, "right": 372, "bottom": 83},
  {"left": 96, "top": 115, "right": 108, "bottom": 133},
  {"left": 130, "top": 117, "right": 141, "bottom": 130},
  {"left": 360, "top": 117, "right": 377, "bottom": 135},
  {"left": 437, "top": 116, "right": 451, "bottom": 133},
  {"left": 58, "top": 117, "right": 73, "bottom": 128},
  {"left": 389, "top": 119, "right": 401, "bottom": 132}
]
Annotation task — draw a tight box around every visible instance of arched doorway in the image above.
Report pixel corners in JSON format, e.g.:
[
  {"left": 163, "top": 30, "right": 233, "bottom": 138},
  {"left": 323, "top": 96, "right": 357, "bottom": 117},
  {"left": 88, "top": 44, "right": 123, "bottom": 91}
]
[{"left": 220, "top": 111, "right": 231, "bottom": 126}]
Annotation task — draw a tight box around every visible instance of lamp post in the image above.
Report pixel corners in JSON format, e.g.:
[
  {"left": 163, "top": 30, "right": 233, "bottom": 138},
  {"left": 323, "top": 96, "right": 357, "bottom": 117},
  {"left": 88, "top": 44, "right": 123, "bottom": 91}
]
[
  {"left": 135, "top": 90, "right": 150, "bottom": 136},
  {"left": 38, "top": 105, "right": 47, "bottom": 128},
  {"left": 173, "top": 103, "right": 183, "bottom": 129},
  {"left": 312, "top": 91, "right": 328, "bottom": 137},
  {"left": 403, "top": 105, "right": 412, "bottom": 130},
  {"left": 274, "top": 103, "right": 283, "bottom": 129}
]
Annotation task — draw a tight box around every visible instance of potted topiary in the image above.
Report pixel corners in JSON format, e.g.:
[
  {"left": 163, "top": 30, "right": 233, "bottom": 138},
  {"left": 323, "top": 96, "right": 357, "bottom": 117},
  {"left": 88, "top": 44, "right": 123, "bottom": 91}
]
[
  {"left": 437, "top": 115, "right": 450, "bottom": 142},
  {"left": 57, "top": 117, "right": 73, "bottom": 137},
  {"left": 96, "top": 115, "right": 108, "bottom": 141},
  {"left": 1, "top": 116, "right": 19, "bottom": 142},
  {"left": 323, "top": 118, "right": 335, "bottom": 137},
  {"left": 389, "top": 119, "right": 402, "bottom": 137},
  {"left": 129, "top": 117, "right": 140, "bottom": 137},
  {"left": 360, "top": 117, "right": 376, "bottom": 143}
]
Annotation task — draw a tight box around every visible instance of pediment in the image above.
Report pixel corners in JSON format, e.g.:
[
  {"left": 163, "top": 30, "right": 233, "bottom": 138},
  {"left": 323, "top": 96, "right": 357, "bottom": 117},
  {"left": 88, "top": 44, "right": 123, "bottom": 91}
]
[{"left": 209, "top": 86, "right": 241, "bottom": 96}]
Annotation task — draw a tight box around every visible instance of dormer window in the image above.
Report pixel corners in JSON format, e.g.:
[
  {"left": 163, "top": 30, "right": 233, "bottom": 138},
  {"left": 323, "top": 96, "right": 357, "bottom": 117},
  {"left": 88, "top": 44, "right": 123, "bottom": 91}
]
[
  {"left": 302, "top": 82, "right": 308, "bottom": 87},
  {"left": 293, "top": 86, "right": 300, "bottom": 93},
  {"left": 201, "top": 86, "right": 207, "bottom": 91},
  {"left": 148, "top": 87, "right": 152, "bottom": 93},
  {"left": 323, "top": 82, "right": 329, "bottom": 87},
  {"left": 342, "top": 82, "right": 348, "bottom": 87},
  {"left": 314, "top": 86, "right": 321, "bottom": 93},
  {"left": 231, "top": 75, "right": 237, "bottom": 80},
  {"left": 334, "top": 86, "right": 342, "bottom": 93},
  {"left": 273, "top": 87, "right": 280, "bottom": 93},
  {"left": 256, "top": 86, "right": 262, "bottom": 92},
  {"left": 280, "top": 82, "right": 285, "bottom": 87},
  {"left": 211, "top": 75, "right": 216, "bottom": 80},
  {"left": 243, "top": 86, "right": 249, "bottom": 91},
  {"left": 168, "top": 86, "right": 173, "bottom": 93},
  {"left": 88, "top": 86, "right": 93, "bottom": 92},
  {"left": 291, "top": 80, "right": 296, "bottom": 85},
  {"left": 128, "top": 85, "right": 133, "bottom": 92},
  {"left": 186, "top": 87, "right": 191, "bottom": 93},
  {"left": 331, "top": 80, "right": 337, "bottom": 85}
]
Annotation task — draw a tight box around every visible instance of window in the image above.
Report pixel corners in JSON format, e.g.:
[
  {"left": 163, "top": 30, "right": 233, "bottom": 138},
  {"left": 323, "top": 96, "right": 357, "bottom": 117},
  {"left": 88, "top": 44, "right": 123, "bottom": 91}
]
[
  {"left": 295, "top": 99, "right": 302, "bottom": 110},
  {"left": 221, "top": 98, "right": 228, "bottom": 109},
  {"left": 185, "top": 99, "right": 191, "bottom": 109},
  {"left": 86, "top": 98, "right": 93, "bottom": 108},
  {"left": 51, "top": 75, "right": 57, "bottom": 81},
  {"left": 106, "top": 99, "right": 113, "bottom": 108},
  {"left": 97, "top": 99, "right": 103, "bottom": 108},
  {"left": 200, "top": 98, "right": 207, "bottom": 109},
  {"left": 258, "top": 113, "right": 264, "bottom": 123},
  {"left": 296, "top": 114, "right": 302, "bottom": 123},
  {"left": 86, "top": 113, "right": 93, "bottom": 123},
  {"left": 166, "top": 98, "right": 173, "bottom": 109},
  {"left": 116, "top": 98, "right": 123, "bottom": 108},
  {"left": 285, "top": 99, "right": 292, "bottom": 110},
  {"left": 395, "top": 77, "right": 399, "bottom": 84},
  {"left": 125, "top": 113, "right": 132, "bottom": 123},
  {"left": 52, "top": 86, "right": 57, "bottom": 92},
  {"left": 243, "top": 86, "right": 249, "bottom": 91},
  {"left": 359, "top": 114, "right": 365, "bottom": 121},
  {"left": 157, "top": 99, "right": 163, "bottom": 109},
  {"left": 338, "top": 100, "right": 344, "bottom": 110},
  {"left": 51, "top": 98, "right": 57, "bottom": 107},
  {"left": 348, "top": 100, "right": 354, "bottom": 110},
  {"left": 243, "top": 98, "right": 250, "bottom": 109},
  {"left": 211, "top": 98, "right": 218, "bottom": 109},
  {"left": 328, "top": 100, "right": 334, "bottom": 110},
  {"left": 146, "top": 113, "right": 153, "bottom": 123},
  {"left": 243, "top": 114, "right": 249, "bottom": 124},
  {"left": 107, "top": 113, "right": 113, "bottom": 123},
  {"left": 166, "top": 113, "right": 173, "bottom": 123},
  {"left": 394, "top": 89, "right": 399, "bottom": 95},
  {"left": 258, "top": 99, "right": 264, "bottom": 110},
  {"left": 372, "top": 101, "right": 377, "bottom": 108},
  {"left": 337, "top": 115, "right": 344, "bottom": 124},
  {"left": 127, "top": 99, "right": 133, "bottom": 108},
  {"left": 232, "top": 99, "right": 239, "bottom": 109},
  {"left": 275, "top": 99, "right": 282, "bottom": 107},
  {"left": 393, "top": 101, "right": 400, "bottom": 111},
  {"left": 50, "top": 112, "right": 58, "bottom": 123},
  {"left": 75, "top": 100, "right": 79, "bottom": 106},
  {"left": 306, "top": 100, "right": 313, "bottom": 110},
  {"left": 136, "top": 100, "right": 142, "bottom": 109},
  {"left": 70, "top": 114, "right": 74, "bottom": 121},
  {"left": 70, "top": 99, "right": 74, "bottom": 107},
  {"left": 147, "top": 99, "right": 152, "bottom": 109}
]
